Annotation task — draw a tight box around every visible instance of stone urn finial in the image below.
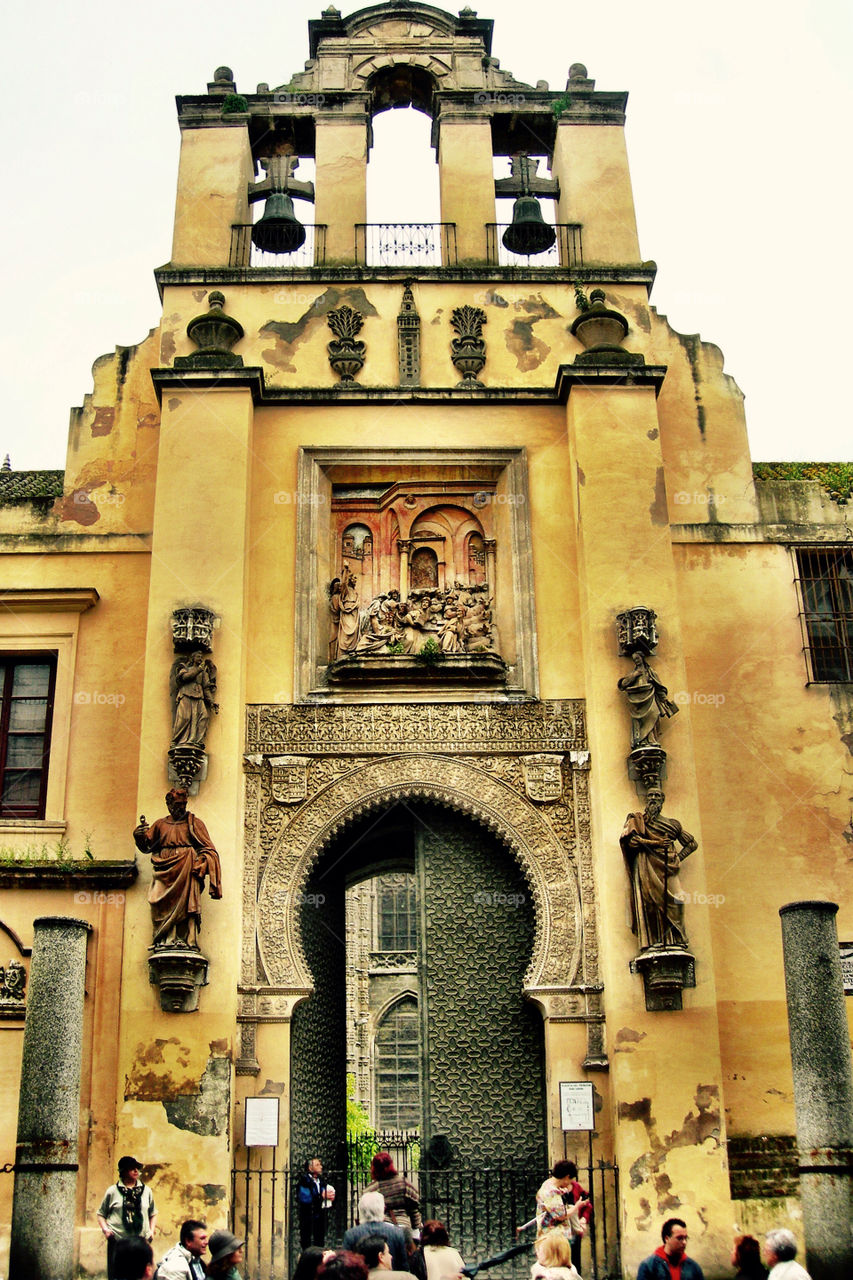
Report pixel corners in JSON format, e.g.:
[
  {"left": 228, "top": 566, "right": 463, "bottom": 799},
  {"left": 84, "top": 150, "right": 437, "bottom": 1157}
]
[
  {"left": 571, "top": 289, "right": 643, "bottom": 366},
  {"left": 175, "top": 292, "right": 245, "bottom": 369}
]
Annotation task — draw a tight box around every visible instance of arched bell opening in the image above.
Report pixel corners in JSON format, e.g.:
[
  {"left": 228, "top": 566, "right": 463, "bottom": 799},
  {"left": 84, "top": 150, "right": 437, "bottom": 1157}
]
[
  {"left": 363, "top": 66, "right": 441, "bottom": 259},
  {"left": 367, "top": 64, "right": 438, "bottom": 118}
]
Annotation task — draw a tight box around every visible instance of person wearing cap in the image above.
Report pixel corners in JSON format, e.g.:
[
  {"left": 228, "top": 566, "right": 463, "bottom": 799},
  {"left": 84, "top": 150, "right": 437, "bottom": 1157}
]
[
  {"left": 206, "top": 1228, "right": 246, "bottom": 1278},
  {"left": 97, "top": 1156, "right": 157, "bottom": 1280}
]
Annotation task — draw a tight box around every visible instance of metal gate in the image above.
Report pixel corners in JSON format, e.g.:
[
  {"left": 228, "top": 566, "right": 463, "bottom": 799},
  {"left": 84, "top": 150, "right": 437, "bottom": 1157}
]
[{"left": 230, "top": 1148, "right": 620, "bottom": 1280}]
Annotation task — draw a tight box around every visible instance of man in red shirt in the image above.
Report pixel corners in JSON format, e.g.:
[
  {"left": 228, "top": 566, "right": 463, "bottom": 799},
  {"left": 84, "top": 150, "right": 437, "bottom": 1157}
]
[{"left": 637, "top": 1219, "right": 704, "bottom": 1280}]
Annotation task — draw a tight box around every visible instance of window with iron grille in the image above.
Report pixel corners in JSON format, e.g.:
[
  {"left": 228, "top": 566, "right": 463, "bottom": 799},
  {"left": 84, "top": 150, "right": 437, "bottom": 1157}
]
[
  {"left": 0, "top": 655, "right": 57, "bottom": 817},
  {"left": 374, "top": 996, "right": 421, "bottom": 1131},
  {"left": 376, "top": 873, "right": 417, "bottom": 952},
  {"left": 794, "top": 548, "right": 853, "bottom": 682}
]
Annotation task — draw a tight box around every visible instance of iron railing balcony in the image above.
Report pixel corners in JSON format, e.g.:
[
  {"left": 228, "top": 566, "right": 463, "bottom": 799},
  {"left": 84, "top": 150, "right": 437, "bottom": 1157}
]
[
  {"left": 229, "top": 223, "right": 327, "bottom": 268},
  {"left": 355, "top": 222, "right": 457, "bottom": 267},
  {"left": 486, "top": 222, "right": 583, "bottom": 268}
]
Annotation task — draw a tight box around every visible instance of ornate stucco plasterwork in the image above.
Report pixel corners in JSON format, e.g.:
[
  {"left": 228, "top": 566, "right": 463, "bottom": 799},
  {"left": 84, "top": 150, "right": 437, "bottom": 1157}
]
[{"left": 242, "top": 699, "right": 603, "bottom": 1069}]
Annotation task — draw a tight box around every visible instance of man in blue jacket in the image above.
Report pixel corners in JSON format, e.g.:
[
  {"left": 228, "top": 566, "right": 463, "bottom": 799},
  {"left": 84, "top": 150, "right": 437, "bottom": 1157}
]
[{"left": 637, "top": 1219, "right": 704, "bottom": 1280}]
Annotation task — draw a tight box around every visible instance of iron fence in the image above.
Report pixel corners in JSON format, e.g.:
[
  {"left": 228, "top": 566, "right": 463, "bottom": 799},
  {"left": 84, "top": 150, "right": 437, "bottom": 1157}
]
[
  {"left": 229, "top": 223, "right": 327, "bottom": 268},
  {"left": 485, "top": 223, "right": 583, "bottom": 269},
  {"left": 230, "top": 1150, "right": 619, "bottom": 1280},
  {"left": 355, "top": 223, "right": 457, "bottom": 267}
]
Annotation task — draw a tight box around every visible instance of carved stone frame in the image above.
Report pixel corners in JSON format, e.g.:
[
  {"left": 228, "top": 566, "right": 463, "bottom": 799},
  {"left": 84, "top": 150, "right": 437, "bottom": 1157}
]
[
  {"left": 239, "top": 701, "right": 605, "bottom": 1074},
  {"left": 293, "top": 447, "right": 539, "bottom": 701}
]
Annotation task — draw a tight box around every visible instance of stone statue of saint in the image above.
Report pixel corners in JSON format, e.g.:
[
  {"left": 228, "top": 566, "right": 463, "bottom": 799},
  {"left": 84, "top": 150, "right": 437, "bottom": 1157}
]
[
  {"left": 133, "top": 789, "right": 222, "bottom": 948},
  {"left": 620, "top": 788, "right": 697, "bottom": 949},
  {"left": 617, "top": 650, "right": 678, "bottom": 746},
  {"left": 170, "top": 652, "right": 218, "bottom": 748}
]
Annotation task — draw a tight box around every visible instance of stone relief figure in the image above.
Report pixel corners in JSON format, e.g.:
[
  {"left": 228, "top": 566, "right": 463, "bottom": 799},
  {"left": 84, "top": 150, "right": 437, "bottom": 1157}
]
[
  {"left": 134, "top": 788, "right": 222, "bottom": 948},
  {"left": 334, "top": 561, "right": 361, "bottom": 659},
  {"left": 327, "top": 579, "right": 497, "bottom": 659},
  {"left": 617, "top": 650, "right": 678, "bottom": 746},
  {"left": 619, "top": 787, "right": 697, "bottom": 949},
  {"left": 170, "top": 651, "right": 218, "bottom": 748}
]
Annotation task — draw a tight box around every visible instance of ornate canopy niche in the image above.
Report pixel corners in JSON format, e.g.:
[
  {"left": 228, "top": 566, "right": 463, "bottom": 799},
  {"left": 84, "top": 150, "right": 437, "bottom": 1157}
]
[
  {"left": 239, "top": 700, "right": 605, "bottom": 1075},
  {"left": 295, "top": 446, "right": 538, "bottom": 700}
]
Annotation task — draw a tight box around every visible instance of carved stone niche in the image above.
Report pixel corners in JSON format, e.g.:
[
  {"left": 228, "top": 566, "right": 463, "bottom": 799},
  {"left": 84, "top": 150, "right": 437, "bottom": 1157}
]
[
  {"left": 630, "top": 946, "right": 696, "bottom": 1012},
  {"left": 148, "top": 945, "right": 209, "bottom": 1013}
]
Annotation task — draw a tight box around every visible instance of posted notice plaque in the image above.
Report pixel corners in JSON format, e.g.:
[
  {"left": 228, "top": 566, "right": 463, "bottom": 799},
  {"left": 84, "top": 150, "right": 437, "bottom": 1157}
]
[
  {"left": 244, "top": 1096, "right": 280, "bottom": 1147},
  {"left": 560, "top": 1081, "right": 594, "bottom": 1131}
]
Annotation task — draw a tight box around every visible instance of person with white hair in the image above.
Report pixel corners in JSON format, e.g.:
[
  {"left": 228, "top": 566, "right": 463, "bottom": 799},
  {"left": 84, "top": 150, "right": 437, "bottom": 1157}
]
[
  {"left": 763, "top": 1230, "right": 811, "bottom": 1280},
  {"left": 342, "top": 1193, "right": 410, "bottom": 1272}
]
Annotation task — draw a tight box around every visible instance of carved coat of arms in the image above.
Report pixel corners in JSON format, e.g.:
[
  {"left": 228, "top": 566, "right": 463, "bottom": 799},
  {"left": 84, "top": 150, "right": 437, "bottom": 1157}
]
[
  {"left": 522, "top": 754, "right": 564, "bottom": 802},
  {"left": 269, "top": 756, "right": 311, "bottom": 805}
]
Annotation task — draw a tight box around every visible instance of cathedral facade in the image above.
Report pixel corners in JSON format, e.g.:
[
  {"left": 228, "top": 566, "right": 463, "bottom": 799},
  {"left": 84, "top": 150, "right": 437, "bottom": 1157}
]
[{"left": 0, "top": 5, "right": 851, "bottom": 1278}]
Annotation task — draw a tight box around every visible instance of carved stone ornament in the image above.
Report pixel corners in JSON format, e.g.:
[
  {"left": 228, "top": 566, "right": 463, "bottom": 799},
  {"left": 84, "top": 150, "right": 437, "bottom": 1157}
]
[
  {"left": 268, "top": 755, "right": 311, "bottom": 804},
  {"left": 616, "top": 606, "right": 659, "bottom": 656},
  {"left": 148, "top": 946, "right": 209, "bottom": 1013},
  {"left": 398, "top": 281, "right": 421, "bottom": 386},
  {"left": 171, "top": 606, "right": 216, "bottom": 653},
  {"left": 240, "top": 700, "right": 606, "bottom": 1071},
  {"left": 522, "top": 754, "right": 564, "bottom": 802},
  {"left": 174, "top": 291, "right": 245, "bottom": 370},
  {"left": 0, "top": 959, "right": 27, "bottom": 1017},
  {"left": 450, "top": 305, "right": 487, "bottom": 386},
  {"left": 327, "top": 305, "right": 366, "bottom": 383},
  {"left": 630, "top": 946, "right": 696, "bottom": 1013}
]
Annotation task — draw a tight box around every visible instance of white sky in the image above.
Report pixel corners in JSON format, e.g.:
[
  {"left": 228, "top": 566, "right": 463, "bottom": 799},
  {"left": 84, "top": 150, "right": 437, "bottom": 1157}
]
[{"left": 4, "top": 0, "right": 851, "bottom": 469}]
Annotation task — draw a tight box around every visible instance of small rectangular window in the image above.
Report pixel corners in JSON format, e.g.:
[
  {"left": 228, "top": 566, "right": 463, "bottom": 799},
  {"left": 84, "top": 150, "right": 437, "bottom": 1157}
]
[
  {"left": 0, "top": 654, "right": 57, "bottom": 817},
  {"left": 795, "top": 548, "right": 853, "bottom": 682}
]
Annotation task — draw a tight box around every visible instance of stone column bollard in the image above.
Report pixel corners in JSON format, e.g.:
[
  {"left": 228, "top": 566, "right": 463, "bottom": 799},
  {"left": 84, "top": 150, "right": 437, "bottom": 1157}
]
[
  {"left": 9, "top": 915, "right": 92, "bottom": 1280},
  {"left": 779, "top": 900, "right": 853, "bottom": 1280}
]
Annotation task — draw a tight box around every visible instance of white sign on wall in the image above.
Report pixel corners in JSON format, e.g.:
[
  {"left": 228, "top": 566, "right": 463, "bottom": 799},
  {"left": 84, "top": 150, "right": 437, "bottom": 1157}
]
[
  {"left": 244, "top": 1096, "right": 280, "bottom": 1147},
  {"left": 559, "top": 1081, "right": 595, "bottom": 1131}
]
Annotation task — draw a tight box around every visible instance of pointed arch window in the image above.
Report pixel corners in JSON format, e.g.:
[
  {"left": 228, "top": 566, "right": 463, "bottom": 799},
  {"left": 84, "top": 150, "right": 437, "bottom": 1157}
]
[{"left": 374, "top": 995, "right": 421, "bottom": 1131}]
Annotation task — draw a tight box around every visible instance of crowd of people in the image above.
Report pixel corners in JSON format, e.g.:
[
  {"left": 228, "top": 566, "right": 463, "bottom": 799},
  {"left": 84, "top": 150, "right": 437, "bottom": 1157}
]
[{"left": 100, "top": 1153, "right": 814, "bottom": 1280}]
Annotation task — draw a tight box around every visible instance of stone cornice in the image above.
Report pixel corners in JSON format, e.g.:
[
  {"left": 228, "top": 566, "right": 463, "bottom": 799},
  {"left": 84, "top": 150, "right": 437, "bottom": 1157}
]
[
  {"left": 155, "top": 263, "right": 658, "bottom": 297},
  {"left": 670, "top": 523, "right": 853, "bottom": 545},
  {"left": 554, "top": 362, "right": 668, "bottom": 399},
  {"left": 0, "top": 588, "right": 99, "bottom": 613},
  {"left": 0, "top": 860, "right": 138, "bottom": 889}
]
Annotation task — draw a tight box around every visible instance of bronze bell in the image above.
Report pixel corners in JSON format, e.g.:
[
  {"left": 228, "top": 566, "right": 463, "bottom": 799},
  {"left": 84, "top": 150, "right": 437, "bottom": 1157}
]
[
  {"left": 252, "top": 192, "right": 306, "bottom": 254},
  {"left": 502, "top": 195, "right": 556, "bottom": 256}
]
